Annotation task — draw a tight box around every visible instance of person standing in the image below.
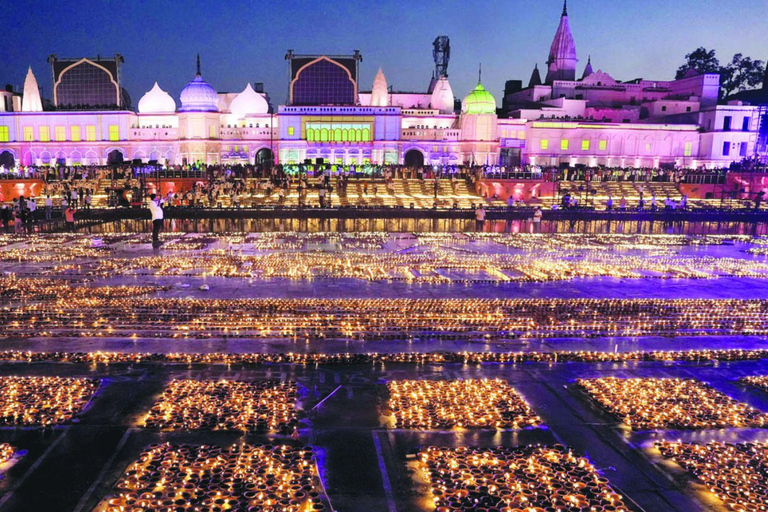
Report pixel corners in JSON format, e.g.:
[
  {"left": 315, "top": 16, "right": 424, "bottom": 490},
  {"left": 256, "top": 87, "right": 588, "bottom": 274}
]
[
  {"left": 45, "top": 195, "right": 53, "bottom": 221},
  {"left": 475, "top": 204, "right": 486, "bottom": 232},
  {"left": 28, "top": 197, "right": 37, "bottom": 224},
  {"left": 532, "top": 206, "right": 543, "bottom": 233},
  {"left": 64, "top": 204, "right": 76, "bottom": 231},
  {"left": 148, "top": 193, "right": 165, "bottom": 247}
]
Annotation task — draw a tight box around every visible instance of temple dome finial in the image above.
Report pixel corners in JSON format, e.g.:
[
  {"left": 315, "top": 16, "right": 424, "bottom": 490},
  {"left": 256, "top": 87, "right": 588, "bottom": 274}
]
[
  {"left": 196, "top": 54, "right": 201, "bottom": 76},
  {"left": 562, "top": 0, "right": 568, "bottom": 16}
]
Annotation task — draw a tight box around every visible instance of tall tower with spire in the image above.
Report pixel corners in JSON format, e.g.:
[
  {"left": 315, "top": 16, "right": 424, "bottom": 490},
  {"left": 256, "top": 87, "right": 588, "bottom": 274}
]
[
  {"left": 545, "top": 0, "right": 578, "bottom": 84},
  {"left": 21, "top": 67, "right": 43, "bottom": 112}
]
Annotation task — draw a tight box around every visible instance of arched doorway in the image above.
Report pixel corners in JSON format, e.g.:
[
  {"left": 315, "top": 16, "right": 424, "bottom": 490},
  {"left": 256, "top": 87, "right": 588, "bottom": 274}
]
[
  {"left": 0, "top": 151, "right": 15, "bottom": 168},
  {"left": 255, "top": 148, "right": 273, "bottom": 166},
  {"left": 107, "top": 149, "right": 124, "bottom": 165},
  {"left": 404, "top": 149, "right": 424, "bottom": 167}
]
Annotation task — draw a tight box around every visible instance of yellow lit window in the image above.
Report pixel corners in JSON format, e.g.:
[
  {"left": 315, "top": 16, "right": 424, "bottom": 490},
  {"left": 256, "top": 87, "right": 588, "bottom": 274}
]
[
  {"left": 645, "top": 143, "right": 652, "bottom": 152},
  {"left": 209, "top": 125, "right": 216, "bottom": 138},
  {"left": 40, "top": 126, "right": 50, "bottom": 142},
  {"left": 581, "top": 140, "right": 590, "bottom": 151},
  {"left": 85, "top": 125, "right": 96, "bottom": 141},
  {"left": 71, "top": 126, "right": 81, "bottom": 142},
  {"left": 560, "top": 139, "right": 570, "bottom": 150},
  {"left": 540, "top": 139, "right": 549, "bottom": 150},
  {"left": 55, "top": 126, "right": 66, "bottom": 141},
  {"left": 0, "top": 126, "right": 8, "bottom": 142},
  {"left": 684, "top": 142, "right": 693, "bottom": 157},
  {"left": 23, "top": 126, "right": 34, "bottom": 141},
  {"left": 288, "top": 126, "right": 295, "bottom": 136},
  {"left": 109, "top": 125, "right": 119, "bottom": 141},
  {"left": 518, "top": 131, "right": 526, "bottom": 140},
  {"left": 599, "top": 140, "right": 607, "bottom": 151}
]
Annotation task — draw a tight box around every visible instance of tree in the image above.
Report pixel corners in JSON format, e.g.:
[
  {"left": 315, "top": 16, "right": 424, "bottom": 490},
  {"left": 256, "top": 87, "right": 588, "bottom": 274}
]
[
  {"left": 720, "top": 54, "right": 765, "bottom": 98},
  {"left": 676, "top": 47, "right": 720, "bottom": 79},
  {"left": 676, "top": 48, "right": 765, "bottom": 98}
]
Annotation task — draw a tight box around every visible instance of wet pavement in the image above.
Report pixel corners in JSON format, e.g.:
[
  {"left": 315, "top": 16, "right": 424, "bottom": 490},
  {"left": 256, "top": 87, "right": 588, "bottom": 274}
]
[
  {"left": 1, "top": 233, "right": 768, "bottom": 511},
  {"left": 1, "top": 359, "right": 768, "bottom": 511}
]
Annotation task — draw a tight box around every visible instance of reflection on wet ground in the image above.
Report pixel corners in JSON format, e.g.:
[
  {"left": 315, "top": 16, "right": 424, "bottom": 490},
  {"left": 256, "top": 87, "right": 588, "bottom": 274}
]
[{"left": 0, "top": 232, "right": 767, "bottom": 511}]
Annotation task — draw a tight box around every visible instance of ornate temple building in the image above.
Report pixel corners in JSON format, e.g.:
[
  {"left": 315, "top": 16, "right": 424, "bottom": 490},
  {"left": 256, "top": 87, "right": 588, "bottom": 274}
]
[{"left": 0, "top": 3, "right": 764, "bottom": 170}]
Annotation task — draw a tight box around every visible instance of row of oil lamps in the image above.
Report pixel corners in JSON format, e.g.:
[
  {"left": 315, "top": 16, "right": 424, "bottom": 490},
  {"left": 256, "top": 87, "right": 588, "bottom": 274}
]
[
  {"left": 0, "top": 443, "right": 14, "bottom": 465},
  {"left": 143, "top": 380, "right": 298, "bottom": 433},
  {"left": 42, "top": 246, "right": 768, "bottom": 283},
  {"left": 0, "top": 376, "right": 99, "bottom": 426},
  {"left": 0, "top": 349, "right": 767, "bottom": 366},
  {"left": 387, "top": 379, "right": 541, "bottom": 430},
  {"left": 419, "top": 445, "right": 630, "bottom": 512},
  {"left": 657, "top": 441, "right": 768, "bottom": 512},
  {"left": 578, "top": 377, "right": 768, "bottom": 430},
  {"left": 104, "top": 443, "right": 325, "bottom": 512},
  {"left": 6, "top": 296, "right": 768, "bottom": 340}
]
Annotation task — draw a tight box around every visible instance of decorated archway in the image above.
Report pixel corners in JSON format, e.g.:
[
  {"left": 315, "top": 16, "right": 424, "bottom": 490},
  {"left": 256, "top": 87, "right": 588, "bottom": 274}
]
[
  {"left": 0, "top": 151, "right": 16, "bottom": 168},
  {"left": 404, "top": 149, "right": 425, "bottom": 167}
]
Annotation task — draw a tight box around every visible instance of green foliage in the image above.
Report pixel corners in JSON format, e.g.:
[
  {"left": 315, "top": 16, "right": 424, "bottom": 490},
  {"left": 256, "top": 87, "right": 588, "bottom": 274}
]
[{"left": 676, "top": 47, "right": 765, "bottom": 98}]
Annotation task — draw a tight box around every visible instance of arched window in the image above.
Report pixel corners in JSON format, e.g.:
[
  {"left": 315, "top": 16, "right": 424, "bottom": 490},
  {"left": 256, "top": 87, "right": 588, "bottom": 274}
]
[
  {"left": 333, "top": 128, "right": 342, "bottom": 142},
  {"left": 291, "top": 57, "right": 356, "bottom": 106}
]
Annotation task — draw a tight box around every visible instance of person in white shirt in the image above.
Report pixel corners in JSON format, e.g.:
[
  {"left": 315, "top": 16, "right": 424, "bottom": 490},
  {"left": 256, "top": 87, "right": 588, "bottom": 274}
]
[
  {"left": 148, "top": 194, "right": 165, "bottom": 247},
  {"left": 475, "top": 205, "right": 486, "bottom": 231},
  {"left": 28, "top": 198, "right": 37, "bottom": 223}
]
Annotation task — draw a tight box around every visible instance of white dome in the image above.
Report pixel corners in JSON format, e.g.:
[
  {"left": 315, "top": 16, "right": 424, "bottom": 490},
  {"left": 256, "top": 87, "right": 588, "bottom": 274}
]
[
  {"left": 230, "top": 83, "right": 269, "bottom": 118},
  {"left": 179, "top": 75, "right": 219, "bottom": 113},
  {"left": 430, "top": 77, "right": 454, "bottom": 114},
  {"left": 138, "top": 82, "right": 176, "bottom": 114}
]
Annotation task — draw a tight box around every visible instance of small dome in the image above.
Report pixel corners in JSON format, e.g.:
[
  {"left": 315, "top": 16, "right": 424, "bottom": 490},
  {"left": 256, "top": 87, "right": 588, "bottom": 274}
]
[
  {"left": 230, "top": 83, "right": 269, "bottom": 118},
  {"left": 430, "top": 77, "right": 455, "bottom": 114},
  {"left": 462, "top": 82, "right": 496, "bottom": 114},
  {"left": 179, "top": 75, "right": 219, "bottom": 113},
  {"left": 138, "top": 82, "right": 176, "bottom": 114}
]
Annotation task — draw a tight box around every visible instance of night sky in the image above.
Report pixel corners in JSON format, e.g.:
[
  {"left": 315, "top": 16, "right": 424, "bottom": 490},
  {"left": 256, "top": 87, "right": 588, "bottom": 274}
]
[{"left": 2, "top": 0, "right": 765, "bottom": 107}]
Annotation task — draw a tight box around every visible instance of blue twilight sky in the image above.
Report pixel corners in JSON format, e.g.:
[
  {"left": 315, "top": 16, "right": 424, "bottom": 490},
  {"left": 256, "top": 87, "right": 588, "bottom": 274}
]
[{"left": 1, "top": 0, "right": 766, "bottom": 107}]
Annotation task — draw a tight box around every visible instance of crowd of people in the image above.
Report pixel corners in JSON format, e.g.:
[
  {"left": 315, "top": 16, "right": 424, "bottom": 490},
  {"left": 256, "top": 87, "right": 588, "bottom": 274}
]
[
  {"left": 558, "top": 191, "right": 691, "bottom": 211},
  {"left": 0, "top": 161, "right": 765, "bottom": 232}
]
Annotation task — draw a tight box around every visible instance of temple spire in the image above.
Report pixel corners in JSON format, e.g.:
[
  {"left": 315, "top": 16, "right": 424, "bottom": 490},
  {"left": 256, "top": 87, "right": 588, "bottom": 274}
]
[
  {"left": 21, "top": 67, "right": 43, "bottom": 112},
  {"left": 196, "top": 54, "right": 201, "bottom": 76},
  {"left": 529, "top": 64, "right": 543, "bottom": 88},
  {"left": 371, "top": 68, "right": 390, "bottom": 107},
  {"left": 581, "top": 55, "right": 593, "bottom": 80},
  {"left": 478, "top": 63, "right": 482, "bottom": 83},
  {"left": 545, "top": 0, "right": 578, "bottom": 83}
]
